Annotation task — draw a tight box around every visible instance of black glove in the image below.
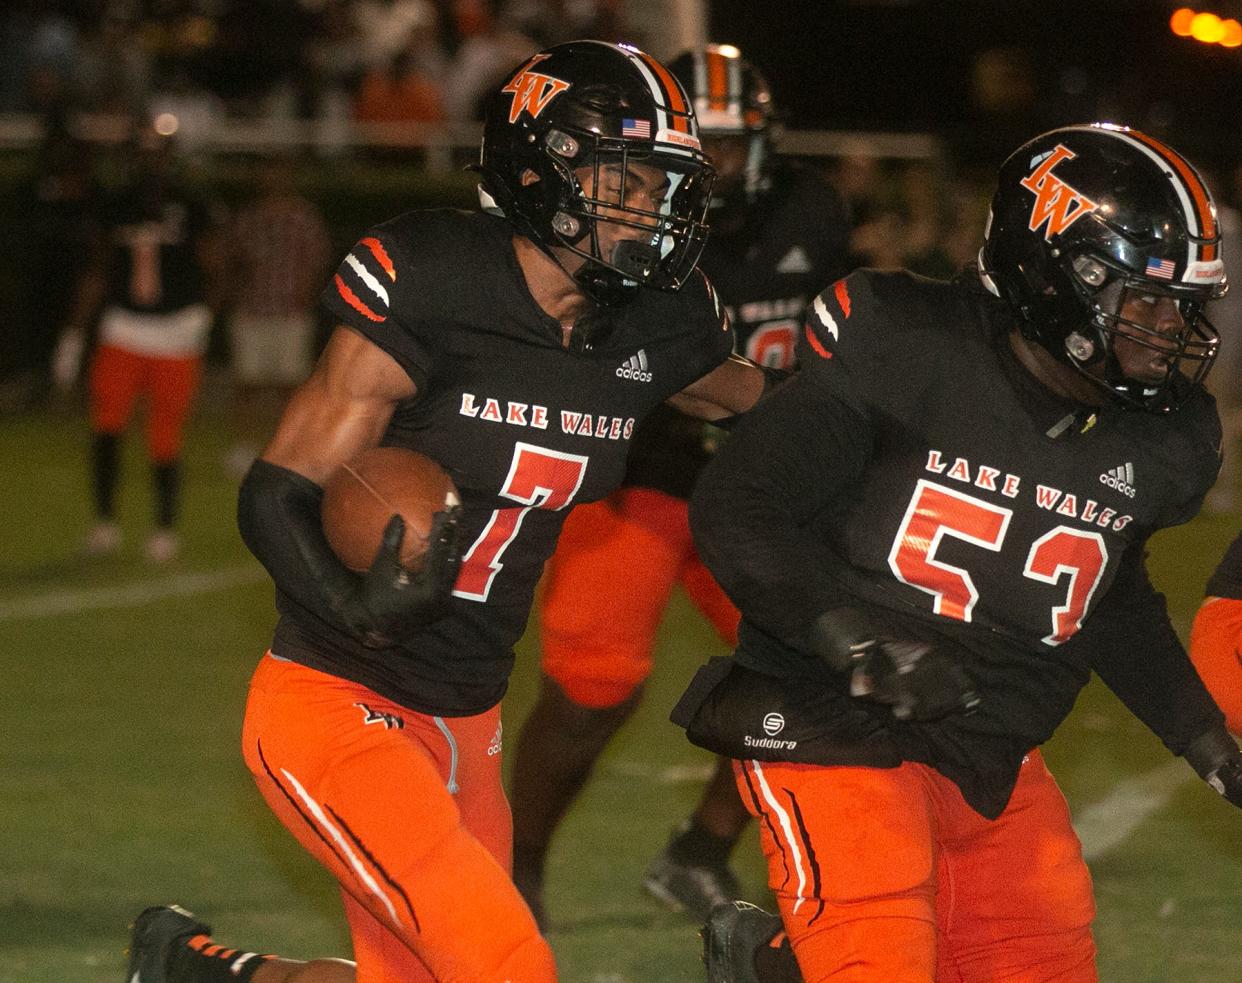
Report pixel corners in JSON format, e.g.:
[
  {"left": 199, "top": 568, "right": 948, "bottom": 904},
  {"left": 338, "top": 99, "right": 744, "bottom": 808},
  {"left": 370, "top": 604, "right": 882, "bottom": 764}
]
[
  {"left": 803, "top": 608, "right": 980, "bottom": 721},
  {"left": 1183, "top": 727, "right": 1242, "bottom": 808},
  {"left": 343, "top": 507, "right": 463, "bottom": 648}
]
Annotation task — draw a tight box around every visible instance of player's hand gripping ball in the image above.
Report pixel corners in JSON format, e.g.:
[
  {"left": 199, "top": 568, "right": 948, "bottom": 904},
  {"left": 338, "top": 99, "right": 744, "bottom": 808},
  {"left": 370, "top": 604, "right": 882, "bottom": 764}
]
[{"left": 322, "top": 447, "right": 460, "bottom": 572}]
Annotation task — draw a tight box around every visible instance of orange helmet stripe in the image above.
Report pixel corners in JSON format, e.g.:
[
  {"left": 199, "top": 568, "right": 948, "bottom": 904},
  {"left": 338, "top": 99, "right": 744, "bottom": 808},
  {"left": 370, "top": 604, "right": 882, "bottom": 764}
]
[
  {"left": 636, "top": 51, "right": 690, "bottom": 131},
  {"left": 1129, "top": 130, "right": 1218, "bottom": 261},
  {"left": 706, "top": 49, "right": 729, "bottom": 112}
]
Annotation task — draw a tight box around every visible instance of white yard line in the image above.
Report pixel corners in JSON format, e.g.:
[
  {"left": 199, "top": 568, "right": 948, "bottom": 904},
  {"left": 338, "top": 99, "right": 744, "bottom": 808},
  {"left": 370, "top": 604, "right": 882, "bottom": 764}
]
[
  {"left": 1074, "top": 757, "right": 1192, "bottom": 861},
  {"left": 0, "top": 565, "right": 267, "bottom": 621}
]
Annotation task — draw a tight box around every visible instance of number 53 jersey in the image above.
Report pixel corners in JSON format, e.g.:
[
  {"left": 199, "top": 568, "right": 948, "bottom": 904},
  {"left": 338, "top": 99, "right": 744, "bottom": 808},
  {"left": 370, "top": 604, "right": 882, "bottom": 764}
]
[
  {"left": 690, "top": 268, "right": 1223, "bottom": 816},
  {"left": 270, "top": 210, "right": 734, "bottom": 716}
]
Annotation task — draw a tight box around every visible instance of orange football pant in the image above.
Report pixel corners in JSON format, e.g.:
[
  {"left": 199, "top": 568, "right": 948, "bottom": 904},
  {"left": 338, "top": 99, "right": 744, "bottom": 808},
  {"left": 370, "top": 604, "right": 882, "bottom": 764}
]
[
  {"left": 541, "top": 487, "right": 739, "bottom": 708},
  {"left": 1189, "top": 595, "right": 1242, "bottom": 736},
  {"left": 736, "top": 749, "right": 1097, "bottom": 983},
  {"left": 88, "top": 343, "right": 200, "bottom": 461},
  {"left": 241, "top": 654, "right": 555, "bottom": 983}
]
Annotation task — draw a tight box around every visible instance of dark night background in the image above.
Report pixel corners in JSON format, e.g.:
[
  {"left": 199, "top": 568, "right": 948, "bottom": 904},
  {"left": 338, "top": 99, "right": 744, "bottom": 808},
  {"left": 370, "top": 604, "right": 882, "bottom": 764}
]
[{"left": 708, "top": 0, "right": 1242, "bottom": 173}]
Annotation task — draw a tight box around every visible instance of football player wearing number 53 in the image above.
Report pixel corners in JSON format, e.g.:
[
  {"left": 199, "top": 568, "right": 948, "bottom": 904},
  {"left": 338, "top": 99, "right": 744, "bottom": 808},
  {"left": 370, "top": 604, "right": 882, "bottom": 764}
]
[
  {"left": 677, "top": 123, "right": 1242, "bottom": 983},
  {"left": 124, "top": 41, "right": 774, "bottom": 983}
]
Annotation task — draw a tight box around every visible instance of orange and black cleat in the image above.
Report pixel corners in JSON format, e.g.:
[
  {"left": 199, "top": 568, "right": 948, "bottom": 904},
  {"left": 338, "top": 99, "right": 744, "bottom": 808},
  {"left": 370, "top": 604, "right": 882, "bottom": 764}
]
[{"left": 125, "top": 905, "right": 210, "bottom": 983}]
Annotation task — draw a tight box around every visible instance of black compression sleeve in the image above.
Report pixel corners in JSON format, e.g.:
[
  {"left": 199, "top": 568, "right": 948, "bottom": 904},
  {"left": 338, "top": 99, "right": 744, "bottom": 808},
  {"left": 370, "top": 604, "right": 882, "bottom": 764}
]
[
  {"left": 1079, "top": 537, "right": 1225, "bottom": 755},
  {"left": 237, "top": 459, "right": 363, "bottom": 637}
]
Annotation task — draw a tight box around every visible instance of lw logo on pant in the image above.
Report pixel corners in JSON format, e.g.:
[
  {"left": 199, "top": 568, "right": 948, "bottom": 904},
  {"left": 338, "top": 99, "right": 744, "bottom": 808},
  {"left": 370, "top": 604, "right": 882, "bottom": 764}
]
[{"left": 355, "top": 702, "right": 404, "bottom": 729}]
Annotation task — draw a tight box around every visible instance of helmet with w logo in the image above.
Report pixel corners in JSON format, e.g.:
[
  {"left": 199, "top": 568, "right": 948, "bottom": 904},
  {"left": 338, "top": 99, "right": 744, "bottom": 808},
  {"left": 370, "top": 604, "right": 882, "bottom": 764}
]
[
  {"left": 980, "top": 123, "right": 1226, "bottom": 410},
  {"left": 476, "top": 40, "right": 714, "bottom": 305}
]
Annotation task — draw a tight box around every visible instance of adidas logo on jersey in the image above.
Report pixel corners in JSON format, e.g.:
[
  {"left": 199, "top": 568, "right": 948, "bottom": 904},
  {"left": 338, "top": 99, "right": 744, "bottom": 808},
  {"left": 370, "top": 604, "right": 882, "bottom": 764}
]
[
  {"left": 616, "top": 348, "right": 652, "bottom": 383},
  {"left": 1099, "top": 462, "right": 1137, "bottom": 498},
  {"left": 776, "top": 245, "right": 813, "bottom": 274}
]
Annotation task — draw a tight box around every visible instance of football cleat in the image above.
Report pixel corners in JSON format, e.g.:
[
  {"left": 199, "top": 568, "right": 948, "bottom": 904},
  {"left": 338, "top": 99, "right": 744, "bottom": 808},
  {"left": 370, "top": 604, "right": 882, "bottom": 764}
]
[
  {"left": 644, "top": 845, "right": 741, "bottom": 921},
  {"left": 125, "top": 904, "right": 209, "bottom": 983},
  {"left": 701, "top": 901, "right": 784, "bottom": 983}
]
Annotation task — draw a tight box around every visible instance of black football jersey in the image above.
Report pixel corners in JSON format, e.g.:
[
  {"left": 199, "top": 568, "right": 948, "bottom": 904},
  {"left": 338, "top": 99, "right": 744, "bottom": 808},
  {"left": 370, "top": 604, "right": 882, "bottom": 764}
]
[
  {"left": 691, "top": 268, "right": 1223, "bottom": 816},
  {"left": 271, "top": 209, "right": 733, "bottom": 714},
  {"left": 101, "top": 184, "right": 212, "bottom": 313},
  {"left": 1207, "top": 531, "right": 1242, "bottom": 599},
  {"left": 623, "top": 162, "right": 851, "bottom": 498}
]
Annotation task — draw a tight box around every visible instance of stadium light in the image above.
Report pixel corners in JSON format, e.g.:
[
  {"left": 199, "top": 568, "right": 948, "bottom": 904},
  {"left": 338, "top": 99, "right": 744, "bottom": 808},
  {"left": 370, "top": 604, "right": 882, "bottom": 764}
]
[
  {"left": 1170, "top": 7, "right": 1195, "bottom": 34},
  {"left": 1170, "top": 7, "right": 1242, "bottom": 47},
  {"left": 1191, "top": 11, "right": 1225, "bottom": 41}
]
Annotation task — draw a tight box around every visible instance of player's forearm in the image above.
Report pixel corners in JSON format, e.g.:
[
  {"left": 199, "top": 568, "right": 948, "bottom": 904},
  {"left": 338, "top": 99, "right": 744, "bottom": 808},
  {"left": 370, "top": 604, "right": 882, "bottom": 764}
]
[
  {"left": 237, "top": 459, "right": 363, "bottom": 635},
  {"left": 668, "top": 354, "right": 769, "bottom": 421}
]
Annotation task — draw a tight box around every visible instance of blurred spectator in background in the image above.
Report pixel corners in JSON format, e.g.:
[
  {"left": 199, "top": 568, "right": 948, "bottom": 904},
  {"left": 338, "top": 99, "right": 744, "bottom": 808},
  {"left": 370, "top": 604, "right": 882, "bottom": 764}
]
[
  {"left": 840, "top": 157, "right": 960, "bottom": 277},
  {"left": 353, "top": 36, "right": 446, "bottom": 124},
  {"left": 72, "top": 8, "right": 151, "bottom": 115},
  {"left": 0, "top": 0, "right": 78, "bottom": 114},
  {"left": 3, "top": 117, "right": 101, "bottom": 410},
  {"left": 148, "top": 66, "right": 227, "bottom": 160},
  {"left": 441, "top": 0, "right": 539, "bottom": 120},
  {"left": 222, "top": 156, "right": 331, "bottom": 478},
  {"left": 304, "top": 0, "right": 372, "bottom": 146},
  {"left": 53, "top": 118, "right": 223, "bottom": 564}
]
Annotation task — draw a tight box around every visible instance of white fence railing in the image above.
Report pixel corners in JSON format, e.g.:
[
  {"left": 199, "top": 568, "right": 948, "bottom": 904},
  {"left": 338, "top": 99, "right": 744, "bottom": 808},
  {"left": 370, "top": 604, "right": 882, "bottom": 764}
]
[{"left": 0, "top": 112, "right": 942, "bottom": 166}]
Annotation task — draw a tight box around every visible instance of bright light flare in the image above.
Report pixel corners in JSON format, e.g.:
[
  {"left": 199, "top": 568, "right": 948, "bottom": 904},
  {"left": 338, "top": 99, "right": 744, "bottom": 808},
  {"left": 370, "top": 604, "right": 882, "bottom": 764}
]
[
  {"left": 1191, "top": 11, "right": 1225, "bottom": 42},
  {"left": 1170, "top": 7, "right": 1195, "bottom": 35}
]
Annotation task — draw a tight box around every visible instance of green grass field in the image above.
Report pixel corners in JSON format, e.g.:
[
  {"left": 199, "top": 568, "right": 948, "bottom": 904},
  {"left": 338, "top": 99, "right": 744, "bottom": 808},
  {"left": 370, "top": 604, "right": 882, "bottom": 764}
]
[{"left": 1, "top": 403, "right": 1240, "bottom": 983}]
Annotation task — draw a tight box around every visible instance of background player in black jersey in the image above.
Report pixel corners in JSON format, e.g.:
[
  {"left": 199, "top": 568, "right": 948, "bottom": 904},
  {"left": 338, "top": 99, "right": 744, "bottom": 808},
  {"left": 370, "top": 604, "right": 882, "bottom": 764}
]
[
  {"left": 507, "top": 43, "right": 851, "bottom": 928},
  {"left": 1190, "top": 531, "right": 1242, "bottom": 737},
  {"left": 55, "top": 117, "right": 221, "bottom": 564},
  {"left": 673, "top": 123, "right": 1242, "bottom": 983},
  {"left": 124, "top": 40, "right": 778, "bottom": 983}
]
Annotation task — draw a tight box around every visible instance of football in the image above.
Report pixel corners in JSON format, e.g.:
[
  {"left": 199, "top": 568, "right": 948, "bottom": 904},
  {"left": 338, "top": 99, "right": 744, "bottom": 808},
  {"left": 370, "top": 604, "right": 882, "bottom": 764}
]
[{"left": 321, "top": 447, "right": 460, "bottom": 572}]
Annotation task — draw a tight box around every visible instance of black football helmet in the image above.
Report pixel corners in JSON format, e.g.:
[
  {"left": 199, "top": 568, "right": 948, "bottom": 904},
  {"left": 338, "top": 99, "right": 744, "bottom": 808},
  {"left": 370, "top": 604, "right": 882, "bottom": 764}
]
[
  {"left": 667, "top": 44, "right": 776, "bottom": 210},
  {"left": 980, "top": 122, "right": 1226, "bottom": 411},
  {"left": 476, "top": 40, "right": 714, "bottom": 306}
]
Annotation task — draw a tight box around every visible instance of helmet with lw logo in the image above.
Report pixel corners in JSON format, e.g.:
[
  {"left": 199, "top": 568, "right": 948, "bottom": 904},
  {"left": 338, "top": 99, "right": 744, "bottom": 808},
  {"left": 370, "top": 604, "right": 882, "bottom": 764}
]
[
  {"left": 476, "top": 40, "right": 715, "bottom": 306},
  {"left": 980, "top": 123, "right": 1226, "bottom": 410}
]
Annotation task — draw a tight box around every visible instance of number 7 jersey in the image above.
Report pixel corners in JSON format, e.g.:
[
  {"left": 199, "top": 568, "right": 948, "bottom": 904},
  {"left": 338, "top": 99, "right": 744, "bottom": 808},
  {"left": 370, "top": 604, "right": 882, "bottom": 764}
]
[{"left": 271, "top": 209, "right": 734, "bottom": 716}]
